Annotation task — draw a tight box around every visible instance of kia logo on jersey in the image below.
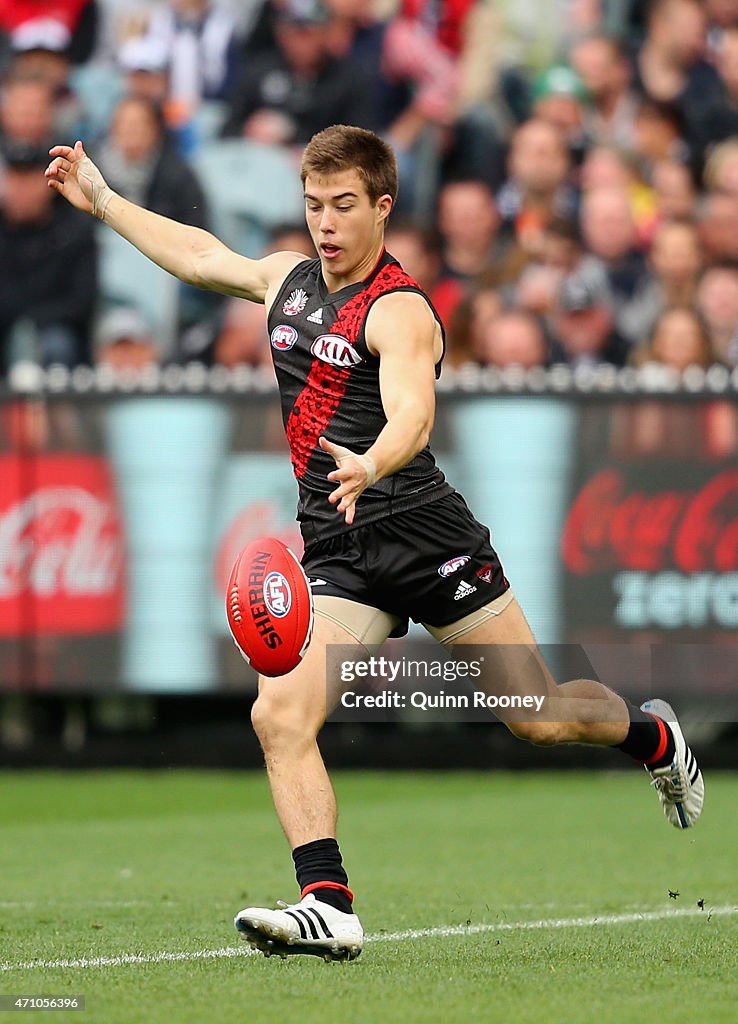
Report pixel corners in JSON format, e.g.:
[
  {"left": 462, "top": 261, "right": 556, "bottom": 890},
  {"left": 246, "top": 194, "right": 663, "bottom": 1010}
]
[
  {"left": 271, "top": 325, "right": 299, "bottom": 351},
  {"left": 310, "top": 335, "right": 363, "bottom": 367}
]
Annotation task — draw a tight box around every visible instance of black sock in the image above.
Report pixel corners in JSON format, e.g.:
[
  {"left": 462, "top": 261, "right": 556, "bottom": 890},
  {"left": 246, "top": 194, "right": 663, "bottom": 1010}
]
[
  {"left": 616, "top": 702, "right": 675, "bottom": 767},
  {"left": 292, "top": 838, "right": 354, "bottom": 914}
]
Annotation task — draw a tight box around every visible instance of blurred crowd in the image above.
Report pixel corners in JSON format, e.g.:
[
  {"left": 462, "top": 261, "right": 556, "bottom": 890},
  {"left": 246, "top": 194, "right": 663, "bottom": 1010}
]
[{"left": 1, "top": 0, "right": 738, "bottom": 377}]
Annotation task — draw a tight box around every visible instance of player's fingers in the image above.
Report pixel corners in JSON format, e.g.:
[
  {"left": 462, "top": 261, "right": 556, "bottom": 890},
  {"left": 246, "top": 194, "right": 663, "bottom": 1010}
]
[
  {"left": 338, "top": 495, "right": 357, "bottom": 524},
  {"left": 48, "top": 145, "right": 75, "bottom": 159},
  {"left": 44, "top": 157, "right": 68, "bottom": 176},
  {"left": 319, "top": 435, "right": 355, "bottom": 466},
  {"left": 329, "top": 481, "right": 353, "bottom": 503}
]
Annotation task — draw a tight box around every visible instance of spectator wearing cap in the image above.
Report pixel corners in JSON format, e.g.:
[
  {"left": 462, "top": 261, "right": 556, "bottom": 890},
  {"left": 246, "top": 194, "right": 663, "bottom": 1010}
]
[
  {"left": 530, "top": 64, "right": 588, "bottom": 160},
  {"left": 5, "top": 17, "right": 84, "bottom": 141},
  {"left": 118, "top": 36, "right": 171, "bottom": 109},
  {"left": 115, "top": 34, "right": 204, "bottom": 156},
  {"left": 124, "top": 0, "right": 239, "bottom": 120},
  {"left": 95, "top": 306, "right": 159, "bottom": 370},
  {"left": 221, "top": 0, "right": 373, "bottom": 145},
  {"left": 0, "top": 3, "right": 99, "bottom": 65},
  {"left": 549, "top": 273, "right": 629, "bottom": 368},
  {"left": 0, "top": 142, "right": 96, "bottom": 372},
  {"left": 570, "top": 33, "right": 640, "bottom": 149},
  {"left": 496, "top": 118, "right": 577, "bottom": 257}
]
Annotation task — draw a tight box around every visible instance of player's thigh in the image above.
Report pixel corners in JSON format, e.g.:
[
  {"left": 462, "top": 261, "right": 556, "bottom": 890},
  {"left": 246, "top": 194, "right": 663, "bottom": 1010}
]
[
  {"left": 255, "top": 596, "right": 397, "bottom": 730},
  {"left": 430, "top": 594, "right": 557, "bottom": 704}
]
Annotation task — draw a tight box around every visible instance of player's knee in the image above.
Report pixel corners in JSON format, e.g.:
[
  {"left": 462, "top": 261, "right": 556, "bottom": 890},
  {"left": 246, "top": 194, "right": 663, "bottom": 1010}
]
[
  {"left": 506, "top": 720, "right": 562, "bottom": 746},
  {"left": 250, "top": 690, "right": 321, "bottom": 752}
]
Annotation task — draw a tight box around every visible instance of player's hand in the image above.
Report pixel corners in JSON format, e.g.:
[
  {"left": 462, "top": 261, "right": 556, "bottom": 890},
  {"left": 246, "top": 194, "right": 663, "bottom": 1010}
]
[
  {"left": 45, "top": 140, "right": 114, "bottom": 218},
  {"left": 320, "top": 436, "right": 377, "bottom": 525}
]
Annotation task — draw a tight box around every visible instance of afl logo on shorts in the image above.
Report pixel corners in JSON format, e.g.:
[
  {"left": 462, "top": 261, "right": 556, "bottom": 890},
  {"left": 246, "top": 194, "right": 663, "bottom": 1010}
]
[
  {"left": 264, "top": 571, "right": 292, "bottom": 618},
  {"left": 311, "top": 335, "right": 363, "bottom": 367},
  {"left": 271, "top": 325, "right": 298, "bottom": 351},
  {"left": 438, "top": 555, "right": 471, "bottom": 577}
]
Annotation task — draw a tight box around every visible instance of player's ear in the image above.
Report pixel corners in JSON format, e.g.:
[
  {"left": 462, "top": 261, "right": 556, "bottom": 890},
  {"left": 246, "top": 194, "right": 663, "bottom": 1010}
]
[{"left": 376, "top": 194, "right": 393, "bottom": 223}]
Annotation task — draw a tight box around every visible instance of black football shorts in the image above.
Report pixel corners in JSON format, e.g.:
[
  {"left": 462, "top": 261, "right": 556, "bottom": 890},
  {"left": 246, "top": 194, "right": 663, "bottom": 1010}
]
[{"left": 301, "top": 491, "right": 510, "bottom": 637}]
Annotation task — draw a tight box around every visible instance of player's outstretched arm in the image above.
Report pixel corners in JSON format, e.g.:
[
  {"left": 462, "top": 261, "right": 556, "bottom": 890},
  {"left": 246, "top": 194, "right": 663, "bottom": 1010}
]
[
  {"left": 45, "top": 141, "right": 302, "bottom": 303},
  {"left": 322, "top": 291, "right": 439, "bottom": 524}
]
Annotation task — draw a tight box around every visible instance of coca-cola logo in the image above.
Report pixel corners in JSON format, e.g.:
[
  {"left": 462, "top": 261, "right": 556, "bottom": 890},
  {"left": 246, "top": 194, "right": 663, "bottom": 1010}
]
[
  {"left": 0, "top": 455, "right": 125, "bottom": 636},
  {"left": 562, "top": 468, "right": 738, "bottom": 575}
]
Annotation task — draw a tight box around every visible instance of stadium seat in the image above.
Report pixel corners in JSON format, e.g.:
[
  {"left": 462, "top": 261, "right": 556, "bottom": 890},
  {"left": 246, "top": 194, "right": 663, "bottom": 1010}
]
[
  {"left": 70, "top": 64, "right": 124, "bottom": 141},
  {"left": 193, "top": 139, "right": 304, "bottom": 255},
  {"left": 96, "top": 227, "right": 180, "bottom": 353}
]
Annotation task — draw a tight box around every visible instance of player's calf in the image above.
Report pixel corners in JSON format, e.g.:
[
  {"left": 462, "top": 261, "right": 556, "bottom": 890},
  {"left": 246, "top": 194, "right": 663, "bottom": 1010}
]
[{"left": 505, "top": 720, "right": 564, "bottom": 746}]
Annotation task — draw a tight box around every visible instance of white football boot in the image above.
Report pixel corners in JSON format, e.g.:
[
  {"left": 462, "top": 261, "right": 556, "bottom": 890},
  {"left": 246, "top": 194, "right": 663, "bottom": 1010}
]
[
  {"left": 641, "top": 699, "right": 704, "bottom": 829},
  {"left": 235, "top": 893, "right": 363, "bottom": 961}
]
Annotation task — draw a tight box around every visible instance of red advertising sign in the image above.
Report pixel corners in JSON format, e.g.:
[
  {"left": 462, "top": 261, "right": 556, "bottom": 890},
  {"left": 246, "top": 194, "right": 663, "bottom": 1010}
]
[
  {"left": 0, "top": 455, "right": 125, "bottom": 636},
  {"left": 562, "top": 464, "right": 738, "bottom": 633},
  {"left": 562, "top": 468, "right": 738, "bottom": 575}
]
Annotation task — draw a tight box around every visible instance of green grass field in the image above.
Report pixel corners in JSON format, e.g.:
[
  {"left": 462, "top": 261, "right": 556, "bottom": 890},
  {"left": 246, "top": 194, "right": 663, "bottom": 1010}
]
[{"left": 1, "top": 770, "right": 736, "bottom": 1024}]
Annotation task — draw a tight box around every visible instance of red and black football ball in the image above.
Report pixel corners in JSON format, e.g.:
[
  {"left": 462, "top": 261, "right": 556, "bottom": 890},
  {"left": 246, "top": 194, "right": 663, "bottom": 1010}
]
[{"left": 226, "top": 536, "right": 313, "bottom": 677}]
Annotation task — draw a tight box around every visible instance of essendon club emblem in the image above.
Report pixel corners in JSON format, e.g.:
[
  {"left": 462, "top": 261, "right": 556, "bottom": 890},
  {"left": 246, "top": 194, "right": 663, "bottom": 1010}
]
[
  {"left": 310, "top": 334, "right": 363, "bottom": 367},
  {"left": 283, "top": 289, "right": 308, "bottom": 315}
]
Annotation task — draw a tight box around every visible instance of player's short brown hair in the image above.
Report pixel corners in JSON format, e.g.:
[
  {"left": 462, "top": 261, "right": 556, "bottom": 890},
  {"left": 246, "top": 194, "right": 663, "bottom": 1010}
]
[{"left": 300, "top": 125, "right": 399, "bottom": 206}]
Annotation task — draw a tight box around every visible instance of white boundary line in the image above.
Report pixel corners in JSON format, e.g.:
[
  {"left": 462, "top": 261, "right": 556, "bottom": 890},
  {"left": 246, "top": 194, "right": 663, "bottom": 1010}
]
[{"left": 1, "top": 905, "right": 735, "bottom": 972}]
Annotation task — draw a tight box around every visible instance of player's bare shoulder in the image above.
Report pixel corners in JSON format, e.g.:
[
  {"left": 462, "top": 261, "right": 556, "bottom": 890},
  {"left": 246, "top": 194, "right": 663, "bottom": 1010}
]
[
  {"left": 260, "top": 251, "right": 311, "bottom": 308},
  {"left": 365, "top": 290, "right": 443, "bottom": 362}
]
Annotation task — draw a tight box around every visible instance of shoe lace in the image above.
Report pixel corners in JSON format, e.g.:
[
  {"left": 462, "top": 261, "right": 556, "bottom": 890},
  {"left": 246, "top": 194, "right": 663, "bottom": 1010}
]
[{"left": 649, "top": 763, "right": 685, "bottom": 802}]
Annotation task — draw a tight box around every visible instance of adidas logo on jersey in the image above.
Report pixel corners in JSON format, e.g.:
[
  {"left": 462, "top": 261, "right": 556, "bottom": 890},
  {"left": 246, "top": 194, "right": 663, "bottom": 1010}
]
[
  {"left": 307, "top": 308, "right": 324, "bottom": 324},
  {"left": 454, "top": 580, "right": 477, "bottom": 600}
]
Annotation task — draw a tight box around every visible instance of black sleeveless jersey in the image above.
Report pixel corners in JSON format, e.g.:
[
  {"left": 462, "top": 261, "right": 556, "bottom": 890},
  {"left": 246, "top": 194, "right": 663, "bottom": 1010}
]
[{"left": 266, "top": 248, "right": 452, "bottom": 543}]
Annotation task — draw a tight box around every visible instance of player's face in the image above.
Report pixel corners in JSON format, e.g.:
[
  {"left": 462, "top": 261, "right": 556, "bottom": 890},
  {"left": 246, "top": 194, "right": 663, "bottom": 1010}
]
[{"left": 304, "top": 170, "right": 392, "bottom": 285}]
